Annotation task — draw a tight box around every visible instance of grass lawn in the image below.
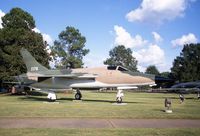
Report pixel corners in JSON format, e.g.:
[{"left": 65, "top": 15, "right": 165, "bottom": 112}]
[
  {"left": 0, "top": 91, "right": 199, "bottom": 119},
  {"left": 0, "top": 128, "right": 200, "bottom": 136}
]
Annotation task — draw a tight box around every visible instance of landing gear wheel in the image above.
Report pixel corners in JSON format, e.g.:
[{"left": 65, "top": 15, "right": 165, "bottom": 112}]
[
  {"left": 116, "top": 97, "right": 122, "bottom": 103},
  {"left": 49, "top": 98, "right": 56, "bottom": 102},
  {"left": 75, "top": 89, "right": 82, "bottom": 100},
  {"left": 75, "top": 93, "right": 82, "bottom": 100}
]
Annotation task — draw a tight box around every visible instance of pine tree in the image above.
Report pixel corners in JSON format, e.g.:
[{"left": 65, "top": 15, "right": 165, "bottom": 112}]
[
  {"left": 51, "top": 26, "right": 89, "bottom": 68},
  {"left": 0, "top": 8, "right": 50, "bottom": 80},
  {"left": 104, "top": 45, "right": 138, "bottom": 71},
  {"left": 171, "top": 43, "right": 200, "bottom": 82}
]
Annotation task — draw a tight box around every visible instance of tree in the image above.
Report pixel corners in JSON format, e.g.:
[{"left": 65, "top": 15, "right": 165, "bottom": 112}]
[
  {"left": 171, "top": 43, "right": 200, "bottom": 82},
  {"left": 160, "top": 72, "right": 170, "bottom": 78},
  {"left": 0, "top": 8, "right": 50, "bottom": 81},
  {"left": 104, "top": 45, "right": 138, "bottom": 71},
  {"left": 2, "top": 8, "right": 35, "bottom": 30},
  {"left": 145, "top": 65, "right": 159, "bottom": 75},
  {"left": 51, "top": 26, "right": 89, "bottom": 68}
]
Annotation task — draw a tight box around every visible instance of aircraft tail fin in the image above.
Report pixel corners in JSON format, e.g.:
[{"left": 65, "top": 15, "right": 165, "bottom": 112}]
[{"left": 20, "top": 48, "right": 49, "bottom": 72}]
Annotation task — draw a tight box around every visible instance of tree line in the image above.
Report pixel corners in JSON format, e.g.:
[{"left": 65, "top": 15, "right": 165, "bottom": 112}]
[{"left": 0, "top": 8, "right": 200, "bottom": 83}]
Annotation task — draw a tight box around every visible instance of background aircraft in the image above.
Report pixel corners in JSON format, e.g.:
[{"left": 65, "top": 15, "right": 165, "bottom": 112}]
[
  {"left": 169, "top": 81, "right": 200, "bottom": 95},
  {"left": 17, "top": 48, "right": 155, "bottom": 103}
]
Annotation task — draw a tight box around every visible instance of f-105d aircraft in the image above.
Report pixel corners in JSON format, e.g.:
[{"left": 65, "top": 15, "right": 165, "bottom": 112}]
[{"left": 18, "top": 48, "right": 155, "bottom": 103}]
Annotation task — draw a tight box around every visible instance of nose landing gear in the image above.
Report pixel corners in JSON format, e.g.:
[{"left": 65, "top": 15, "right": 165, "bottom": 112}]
[
  {"left": 47, "top": 92, "right": 57, "bottom": 101},
  {"left": 116, "top": 90, "right": 124, "bottom": 103}
]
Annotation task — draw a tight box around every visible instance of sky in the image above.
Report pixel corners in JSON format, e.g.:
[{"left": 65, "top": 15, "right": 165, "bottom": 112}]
[{"left": 0, "top": 0, "right": 200, "bottom": 72}]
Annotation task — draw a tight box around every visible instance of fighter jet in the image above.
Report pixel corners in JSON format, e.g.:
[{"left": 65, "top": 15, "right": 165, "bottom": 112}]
[
  {"left": 18, "top": 48, "right": 155, "bottom": 103},
  {"left": 169, "top": 81, "right": 200, "bottom": 95}
]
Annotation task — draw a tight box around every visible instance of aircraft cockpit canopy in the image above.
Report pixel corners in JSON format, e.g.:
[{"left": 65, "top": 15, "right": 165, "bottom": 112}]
[{"left": 107, "top": 66, "right": 128, "bottom": 71}]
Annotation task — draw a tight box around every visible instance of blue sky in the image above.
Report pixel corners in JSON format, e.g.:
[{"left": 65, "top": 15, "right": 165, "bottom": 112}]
[{"left": 0, "top": 0, "right": 200, "bottom": 72}]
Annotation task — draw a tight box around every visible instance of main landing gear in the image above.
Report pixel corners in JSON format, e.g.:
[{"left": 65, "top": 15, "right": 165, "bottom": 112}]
[
  {"left": 47, "top": 92, "right": 57, "bottom": 101},
  {"left": 116, "top": 90, "right": 124, "bottom": 103},
  {"left": 75, "top": 89, "right": 82, "bottom": 100}
]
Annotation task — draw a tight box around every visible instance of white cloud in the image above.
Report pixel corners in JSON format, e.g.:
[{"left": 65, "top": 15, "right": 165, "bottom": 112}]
[
  {"left": 32, "top": 27, "right": 41, "bottom": 33},
  {"left": 83, "top": 53, "right": 106, "bottom": 68},
  {"left": 133, "top": 44, "right": 166, "bottom": 72},
  {"left": 113, "top": 25, "right": 167, "bottom": 72},
  {"left": 114, "top": 25, "right": 148, "bottom": 48},
  {"left": 32, "top": 27, "right": 53, "bottom": 46},
  {"left": 171, "top": 33, "right": 198, "bottom": 47},
  {"left": 152, "top": 32, "right": 163, "bottom": 43},
  {"left": 126, "top": 0, "right": 194, "bottom": 25},
  {"left": 137, "top": 65, "right": 146, "bottom": 73},
  {"left": 32, "top": 27, "right": 53, "bottom": 66},
  {"left": 42, "top": 33, "right": 53, "bottom": 45},
  {"left": 45, "top": 43, "right": 52, "bottom": 54},
  {"left": 0, "top": 10, "right": 5, "bottom": 29}
]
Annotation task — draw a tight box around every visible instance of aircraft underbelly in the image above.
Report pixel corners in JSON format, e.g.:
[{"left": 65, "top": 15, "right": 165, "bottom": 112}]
[
  {"left": 70, "top": 81, "right": 155, "bottom": 88},
  {"left": 30, "top": 76, "right": 154, "bottom": 90}
]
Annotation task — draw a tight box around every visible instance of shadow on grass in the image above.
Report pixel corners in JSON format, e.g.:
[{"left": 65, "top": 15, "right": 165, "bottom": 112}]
[
  {"left": 89, "top": 91, "right": 116, "bottom": 94},
  {"left": 18, "top": 96, "right": 142, "bottom": 104},
  {"left": 82, "top": 99, "right": 115, "bottom": 103},
  {"left": 19, "top": 96, "right": 75, "bottom": 102},
  {"left": 4, "top": 91, "right": 47, "bottom": 96},
  {"left": 19, "top": 96, "right": 49, "bottom": 102},
  {"left": 153, "top": 108, "right": 170, "bottom": 113},
  {"left": 82, "top": 99, "right": 145, "bottom": 104},
  {"left": 161, "top": 96, "right": 196, "bottom": 100},
  {"left": 27, "top": 91, "right": 47, "bottom": 96},
  {"left": 161, "top": 96, "right": 179, "bottom": 99},
  {"left": 185, "top": 97, "right": 197, "bottom": 99}
]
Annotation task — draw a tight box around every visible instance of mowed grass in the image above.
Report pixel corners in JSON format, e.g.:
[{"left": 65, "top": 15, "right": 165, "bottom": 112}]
[
  {"left": 0, "top": 128, "right": 200, "bottom": 136},
  {"left": 0, "top": 91, "right": 200, "bottom": 118}
]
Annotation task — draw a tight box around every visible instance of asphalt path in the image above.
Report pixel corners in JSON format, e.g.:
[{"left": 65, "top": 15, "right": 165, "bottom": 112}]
[{"left": 0, "top": 118, "right": 200, "bottom": 128}]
